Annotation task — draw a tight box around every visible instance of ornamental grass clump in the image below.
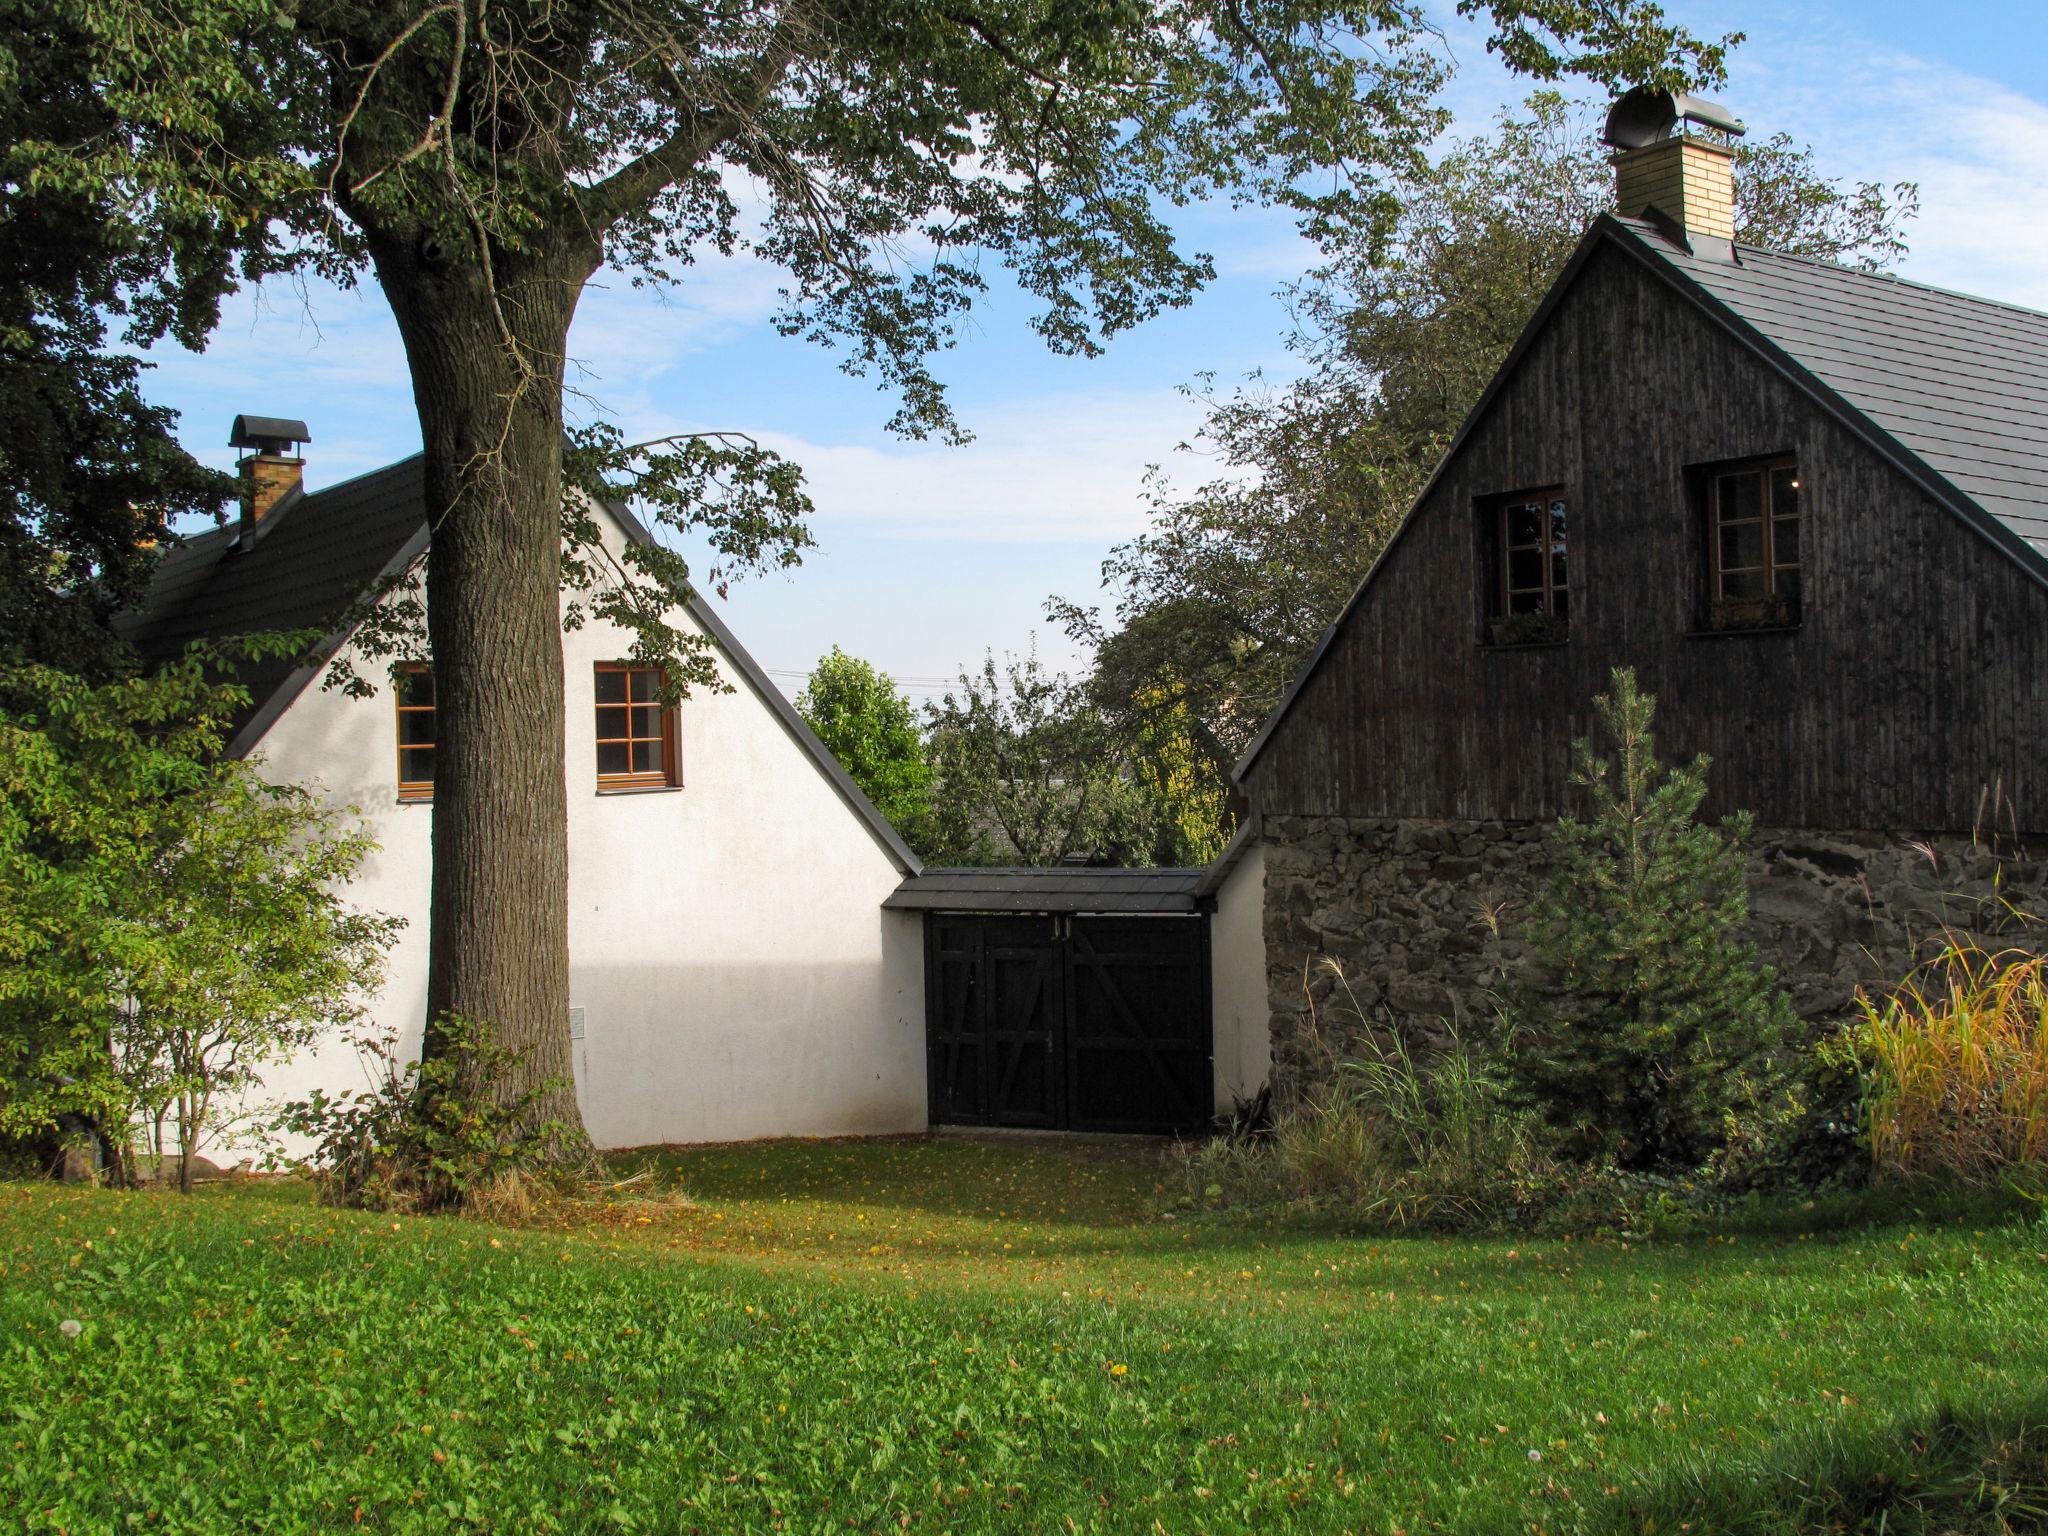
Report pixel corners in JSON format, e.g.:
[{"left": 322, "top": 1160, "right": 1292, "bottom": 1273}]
[
  {"left": 1185, "top": 960, "right": 1541, "bottom": 1231},
  {"left": 1845, "top": 936, "right": 2048, "bottom": 1184}
]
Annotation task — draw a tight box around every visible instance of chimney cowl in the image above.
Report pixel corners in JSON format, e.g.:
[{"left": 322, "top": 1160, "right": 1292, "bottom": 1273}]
[
  {"left": 231, "top": 414, "right": 310, "bottom": 533},
  {"left": 1602, "top": 86, "right": 1745, "bottom": 151}
]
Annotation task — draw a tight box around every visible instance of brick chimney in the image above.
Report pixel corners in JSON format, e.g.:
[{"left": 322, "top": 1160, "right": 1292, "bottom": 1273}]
[
  {"left": 1603, "top": 87, "right": 1745, "bottom": 246},
  {"left": 228, "top": 414, "right": 311, "bottom": 532}
]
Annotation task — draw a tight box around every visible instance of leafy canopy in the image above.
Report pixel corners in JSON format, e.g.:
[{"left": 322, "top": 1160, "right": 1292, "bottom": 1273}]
[
  {"left": 12, "top": 2, "right": 1736, "bottom": 691},
  {"left": 0, "top": 645, "right": 399, "bottom": 1176},
  {"left": 925, "top": 650, "right": 1185, "bottom": 869},
  {"left": 796, "top": 648, "right": 935, "bottom": 851}
]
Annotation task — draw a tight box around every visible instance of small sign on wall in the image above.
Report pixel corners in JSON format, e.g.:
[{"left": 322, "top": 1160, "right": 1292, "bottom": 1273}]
[{"left": 568, "top": 1006, "right": 586, "bottom": 1041}]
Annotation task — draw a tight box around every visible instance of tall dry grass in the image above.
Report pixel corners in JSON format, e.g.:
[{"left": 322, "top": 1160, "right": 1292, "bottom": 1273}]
[{"left": 1849, "top": 936, "right": 2048, "bottom": 1184}]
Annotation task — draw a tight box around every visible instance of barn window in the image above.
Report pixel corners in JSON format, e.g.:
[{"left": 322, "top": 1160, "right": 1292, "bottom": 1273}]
[
  {"left": 1485, "top": 490, "right": 1569, "bottom": 644},
  {"left": 394, "top": 662, "right": 436, "bottom": 802},
  {"left": 594, "top": 662, "right": 678, "bottom": 791},
  {"left": 1706, "top": 458, "right": 1801, "bottom": 628}
]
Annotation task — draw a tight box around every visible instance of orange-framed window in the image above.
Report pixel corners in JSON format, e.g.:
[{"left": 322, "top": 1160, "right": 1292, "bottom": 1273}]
[
  {"left": 394, "top": 662, "right": 436, "bottom": 801},
  {"left": 593, "top": 662, "right": 677, "bottom": 791}
]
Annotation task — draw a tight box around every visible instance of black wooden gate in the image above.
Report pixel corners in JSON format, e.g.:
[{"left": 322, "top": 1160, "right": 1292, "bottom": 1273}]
[{"left": 924, "top": 913, "right": 1211, "bottom": 1134}]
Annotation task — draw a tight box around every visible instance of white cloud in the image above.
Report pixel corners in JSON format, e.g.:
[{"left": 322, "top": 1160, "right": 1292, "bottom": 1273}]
[
  {"left": 737, "top": 388, "right": 1215, "bottom": 544},
  {"left": 1747, "top": 44, "right": 2048, "bottom": 310}
]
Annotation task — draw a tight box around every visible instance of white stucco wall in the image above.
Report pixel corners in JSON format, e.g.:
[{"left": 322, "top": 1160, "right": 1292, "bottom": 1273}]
[
  {"left": 1208, "top": 837, "right": 1270, "bottom": 1111},
  {"left": 238, "top": 507, "right": 925, "bottom": 1153}
]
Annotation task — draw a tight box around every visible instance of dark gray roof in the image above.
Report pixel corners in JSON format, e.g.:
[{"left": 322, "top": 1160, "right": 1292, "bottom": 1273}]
[
  {"left": 883, "top": 865, "right": 1210, "bottom": 914},
  {"left": 121, "top": 453, "right": 919, "bottom": 875},
  {"left": 1618, "top": 216, "right": 2048, "bottom": 558},
  {"left": 1234, "top": 213, "right": 2048, "bottom": 785}
]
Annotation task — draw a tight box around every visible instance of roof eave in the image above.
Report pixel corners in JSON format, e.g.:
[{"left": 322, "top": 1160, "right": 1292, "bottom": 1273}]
[{"left": 604, "top": 498, "right": 924, "bottom": 876}]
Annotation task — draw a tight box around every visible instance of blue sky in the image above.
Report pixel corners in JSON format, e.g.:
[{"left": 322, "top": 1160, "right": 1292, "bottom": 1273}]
[{"left": 144, "top": 0, "right": 2048, "bottom": 703}]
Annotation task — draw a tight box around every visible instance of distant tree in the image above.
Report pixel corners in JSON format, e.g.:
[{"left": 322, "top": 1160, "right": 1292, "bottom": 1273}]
[
  {"left": 925, "top": 652, "right": 1176, "bottom": 869},
  {"left": 796, "top": 648, "right": 934, "bottom": 853},
  {"left": 0, "top": 649, "right": 399, "bottom": 1188},
  {"left": 1057, "top": 91, "right": 1919, "bottom": 776},
  {"left": 0, "top": 3, "right": 273, "bottom": 670},
  {"left": 1511, "top": 668, "right": 1797, "bottom": 1173}
]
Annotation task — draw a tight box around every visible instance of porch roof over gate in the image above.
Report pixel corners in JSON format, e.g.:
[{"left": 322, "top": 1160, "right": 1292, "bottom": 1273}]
[{"left": 883, "top": 866, "right": 1209, "bottom": 914}]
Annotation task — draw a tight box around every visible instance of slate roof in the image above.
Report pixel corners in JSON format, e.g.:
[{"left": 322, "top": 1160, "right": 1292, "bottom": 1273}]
[
  {"left": 1617, "top": 216, "right": 2048, "bottom": 558},
  {"left": 883, "top": 865, "right": 1210, "bottom": 914},
  {"left": 121, "top": 453, "right": 920, "bottom": 875}
]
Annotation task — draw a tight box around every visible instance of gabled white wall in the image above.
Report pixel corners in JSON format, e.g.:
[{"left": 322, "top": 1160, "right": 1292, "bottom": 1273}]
[
  {"left": 1208, "top": 837, "right": 1270, "bottom": 1111},
  {"left": 241, "top": 507, "right": 925, "bottom": 1152}
]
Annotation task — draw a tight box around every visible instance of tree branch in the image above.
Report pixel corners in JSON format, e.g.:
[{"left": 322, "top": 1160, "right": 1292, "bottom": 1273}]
[{"left": 579, "top": 6, "right": 814, "bottom": 229}]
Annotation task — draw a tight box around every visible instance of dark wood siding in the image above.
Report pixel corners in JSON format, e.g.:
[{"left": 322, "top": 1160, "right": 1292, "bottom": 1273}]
[{"left": 1245, "top": 240, "right": 2048, "bottom": 834}]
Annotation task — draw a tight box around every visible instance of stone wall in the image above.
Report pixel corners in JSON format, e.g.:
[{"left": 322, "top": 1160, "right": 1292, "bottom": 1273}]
[{"left": 1260, "top": 815, "right": 2045, "bottom": 1094}]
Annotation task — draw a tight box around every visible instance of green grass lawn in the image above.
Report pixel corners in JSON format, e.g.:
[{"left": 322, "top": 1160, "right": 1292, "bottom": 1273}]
[{"left": 3, "top": 1136, "right": 2044, "bottom": 1534}]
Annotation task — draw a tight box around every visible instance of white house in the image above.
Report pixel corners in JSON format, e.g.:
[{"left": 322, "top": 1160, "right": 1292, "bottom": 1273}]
[{"left": 125, "top": 419, "right": 1268, "bottom": 1152}]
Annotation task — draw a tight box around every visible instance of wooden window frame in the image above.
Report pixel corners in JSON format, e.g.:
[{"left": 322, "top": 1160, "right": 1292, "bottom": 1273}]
[
  {"left": 1705, "top": 455, "right": 1802, "bottom": 630},
  {"left": 394, "top": 661, "right": 436, "bottom": 803},
  {"left": 593, "top": 661, "right": 680, "bottom": 792},
  {"left": 1483, "top": 488, "right": 1569, "bottom": 645}
]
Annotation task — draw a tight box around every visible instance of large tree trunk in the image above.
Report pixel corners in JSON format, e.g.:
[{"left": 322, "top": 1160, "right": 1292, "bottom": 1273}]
[{"left": 370, "top": 225, "right": 600, "bottom": 1146}]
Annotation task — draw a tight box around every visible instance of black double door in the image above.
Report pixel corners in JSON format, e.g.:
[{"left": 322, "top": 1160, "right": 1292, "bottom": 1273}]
[{"left": 924, "top": 913, "right": 1212, "bottom": 1134}]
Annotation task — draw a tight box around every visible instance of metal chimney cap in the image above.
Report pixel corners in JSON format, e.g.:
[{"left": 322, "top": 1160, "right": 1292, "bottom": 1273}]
[
  {"left": 1603, "top": 87, "right": 1746, "bottom": 150},
  {"left": 229, "top": 415, "right": 312, "bottom": 453}
]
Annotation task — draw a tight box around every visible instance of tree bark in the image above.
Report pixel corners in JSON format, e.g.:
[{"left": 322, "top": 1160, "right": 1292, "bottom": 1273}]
[{"left": 369, "top": 221, "right": 600, "bottom": 1144}]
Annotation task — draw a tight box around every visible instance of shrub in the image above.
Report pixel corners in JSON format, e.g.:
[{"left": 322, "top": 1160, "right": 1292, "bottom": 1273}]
[
  {"left": 1512, "top": 667, "right": 1799, "bottom": 1173},
  {"left": 1837, "top": 935, "right": 2048, "bottom": 1185},
  {"left": 275, "top": 1014, "right": 577, "bottom": 1213}
]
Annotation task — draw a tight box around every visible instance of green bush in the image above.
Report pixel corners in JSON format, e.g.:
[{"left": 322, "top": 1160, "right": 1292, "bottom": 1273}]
[
  {"left": 1511, "top": 667, "right": 1799, "bottom": 1174},
  {"left": 275, "top": 1014, "right": 576, "bottom": 1213}
]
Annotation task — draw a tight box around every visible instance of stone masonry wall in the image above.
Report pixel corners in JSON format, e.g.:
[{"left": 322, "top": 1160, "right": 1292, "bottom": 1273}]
[{"left": 1261, "top": 815, "right": 2047, "bottom": 1094}]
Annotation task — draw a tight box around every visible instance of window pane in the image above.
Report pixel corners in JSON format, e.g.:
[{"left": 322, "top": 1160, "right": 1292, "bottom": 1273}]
[
  {"left": 399, "top": 667, "right": 434, "bottom": 707},
  {"left": 594, "top": 703, "right": 626, "bottom": 741},
  {"left": 1507, "top": 548, "right": 1545, "bottom": 593},
  {"left": 398, "top": 709, "right": 435, "bottom": 746},
  {"left": 1719, "top": 470, "right": 1763, "bottom": 523},
  {"left": 633, "top": 740, "right": 662, "bottom": 775},
  {"left": 1770, "top": 464, "right": 1800, "bottom": 519},
  {"left": 1550, "top": 551, "right": 1567, "bottom": 593},
  {"left": 1504, "top": 501, "right": 1543, "bottom": 545},
  {"left": 1508, "top": 588, "right": 1545, "bottom": 615},
  {"left": 1721, "top": 567, "right": 1765, "bottom": 599},
  {"left": 1552, "top": 589, "right": 1569, "bottom": 621},
  {"left": 399, "top": 747, "right": 434, "bottom": 785},
  {"left": 1548, "top": 499, "right": 1567, "bottom": 545},
  {"left": 1774, "top": 513, "right": 1801, "bottom": 567},
  {"left": 1776, "top": 568, "right": 1802, "bottom": 604},
  {"left": 597, "top": 741, "right": 631, "bottom": 777},
  {"left": 595, "top": 667, "right": 627, "bottom": 704},
  {"left": 1720, "top": 519, "right": 1764, "bottom": 572},
  {"left": 631, "top": 705, "right": 663, "bottom": 742},
  {"left": 629, "top": 668, "right": 660, "bottom": 703}
]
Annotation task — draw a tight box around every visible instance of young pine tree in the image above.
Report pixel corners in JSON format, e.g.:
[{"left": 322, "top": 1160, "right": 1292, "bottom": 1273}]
[{"left": 1514, "top": 668, "right": 1797, "bottom": 1172}]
